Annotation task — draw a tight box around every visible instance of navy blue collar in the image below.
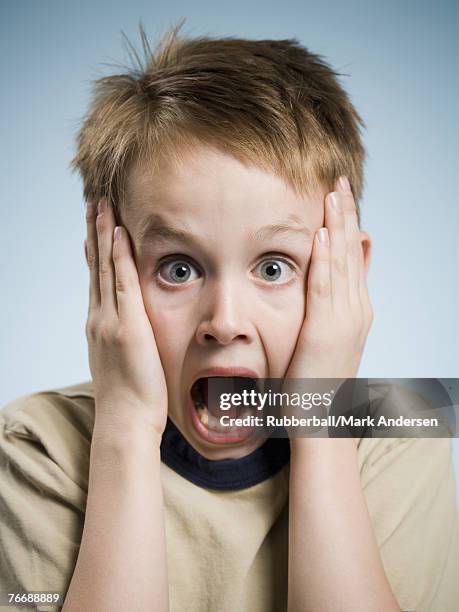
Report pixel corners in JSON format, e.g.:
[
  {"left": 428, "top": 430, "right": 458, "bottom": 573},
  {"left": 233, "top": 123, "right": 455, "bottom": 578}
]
[{"left": 160, "top": 417, "right": 290, "bottom": 491}]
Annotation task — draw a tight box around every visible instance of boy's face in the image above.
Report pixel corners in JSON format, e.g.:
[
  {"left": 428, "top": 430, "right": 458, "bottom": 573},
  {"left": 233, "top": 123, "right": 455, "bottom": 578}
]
[{"left": 122, "top": 145, "right": 348, "bottom": 459}]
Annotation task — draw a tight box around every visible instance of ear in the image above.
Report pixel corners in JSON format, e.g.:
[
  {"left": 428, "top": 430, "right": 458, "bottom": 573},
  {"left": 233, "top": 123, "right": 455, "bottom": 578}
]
[{"left": 358, "top": 231, "right": 372, "bottom": 279}]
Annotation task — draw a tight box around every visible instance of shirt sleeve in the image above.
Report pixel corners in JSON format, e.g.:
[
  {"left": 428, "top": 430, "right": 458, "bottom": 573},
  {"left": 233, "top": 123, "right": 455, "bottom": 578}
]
[
  {"left": 359, "top": 436, "right": 459, "bottom": 612},
  {"left": 0, "top": 395, "right": 88, "bottom": 612}
]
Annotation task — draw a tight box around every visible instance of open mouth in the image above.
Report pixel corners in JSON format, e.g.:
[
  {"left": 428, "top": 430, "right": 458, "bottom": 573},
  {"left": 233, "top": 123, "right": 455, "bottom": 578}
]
[{"left": 190, "top": 376, "right": 258, "bottom": 438}]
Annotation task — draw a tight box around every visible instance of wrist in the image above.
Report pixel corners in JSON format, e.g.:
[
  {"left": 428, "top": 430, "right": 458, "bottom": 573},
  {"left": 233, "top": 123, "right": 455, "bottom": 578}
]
[
  {"left": 290, "top": 435, "right": 359, "bottom": 456},
  {"left": 93, "top": 410, "right": 164, "bottom": 452}
]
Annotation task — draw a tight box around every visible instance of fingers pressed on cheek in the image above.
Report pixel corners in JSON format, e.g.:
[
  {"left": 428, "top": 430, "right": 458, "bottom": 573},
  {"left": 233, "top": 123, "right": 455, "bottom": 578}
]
[
  {"left": 306, "top": 227, "right": 332, "bottom": 320},
  {"left": 317, "top": 227, "right": 329, "bottom": 247},
  {"left": 85, "top": 200, "right": 101, "bottom": 309},
  {"left": 326, "top": 191, "right": 349, "bottom": 307},
  {"left": 112, "top": 225, "right": 148, "bottom": 321},
  {"left": 338, "top": 182, "right": 362, "bottom": 305},
  {"left": 335, "top": 177, "right": 373, "bottom": 326},
  {"left": 96, "top": 199, "right": 117, "bottom": 316}
]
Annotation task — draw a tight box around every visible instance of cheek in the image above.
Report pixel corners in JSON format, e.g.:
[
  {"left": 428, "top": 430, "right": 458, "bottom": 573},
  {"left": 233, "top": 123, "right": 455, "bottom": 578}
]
[
  {"left": 140, "top": 287, "right": 193, "bottom": 372},
  {"left": 256, "top": 285, "right": 306, "bottom": 375}
]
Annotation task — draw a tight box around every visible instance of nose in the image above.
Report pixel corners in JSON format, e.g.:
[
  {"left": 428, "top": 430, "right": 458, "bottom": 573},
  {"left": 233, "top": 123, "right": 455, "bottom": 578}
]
[{"left": 195, "top": 281, "right": 252, "bottom": 346}]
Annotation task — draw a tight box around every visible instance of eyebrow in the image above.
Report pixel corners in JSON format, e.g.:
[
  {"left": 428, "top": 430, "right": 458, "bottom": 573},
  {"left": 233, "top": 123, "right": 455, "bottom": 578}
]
[{"left": 137, "top": 213, "right": 312, "bottom": 248}]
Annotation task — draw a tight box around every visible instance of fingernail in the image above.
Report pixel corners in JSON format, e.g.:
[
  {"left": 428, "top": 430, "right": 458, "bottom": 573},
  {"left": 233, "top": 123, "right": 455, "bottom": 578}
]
[
  {"left": 114, "top": 226, "right": 121, "bottom": 242},
  {"left": 317, "top": 228, "right": 329, "bottom": 245},
  {"left": 329, "top": 192, "right": 343, "bottom": 213},
  {"left": 98, "top": 199, "right": 107, "bottom": 215},
  {"left": 338, "top": 176, "right": 351, "bottom": 192}
]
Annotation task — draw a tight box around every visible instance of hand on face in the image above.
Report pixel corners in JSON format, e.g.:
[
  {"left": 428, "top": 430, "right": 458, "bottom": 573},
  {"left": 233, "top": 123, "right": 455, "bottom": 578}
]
[
  {"left": 84, "top": 198, "right": 168, "bottom": 439},
  {"left": 285, "top": 176, "right": 373, "bottom": 381}
]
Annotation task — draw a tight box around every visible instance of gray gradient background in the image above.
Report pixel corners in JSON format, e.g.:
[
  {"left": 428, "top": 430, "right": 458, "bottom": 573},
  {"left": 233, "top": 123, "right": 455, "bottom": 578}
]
[{"left": 1, "top": 1, "right": 458, "bottom": 491}]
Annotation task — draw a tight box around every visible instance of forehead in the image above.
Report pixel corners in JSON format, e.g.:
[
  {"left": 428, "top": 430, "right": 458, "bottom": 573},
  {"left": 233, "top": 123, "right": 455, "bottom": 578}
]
[{"left": 124, "top": 145, "right": 326, "bottom": 239}]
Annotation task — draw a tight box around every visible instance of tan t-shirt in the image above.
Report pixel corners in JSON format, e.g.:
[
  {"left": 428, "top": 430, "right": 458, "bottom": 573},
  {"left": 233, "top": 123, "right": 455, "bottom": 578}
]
[{"left": 0, "top": 381, "right": 458, "bottom": 611}]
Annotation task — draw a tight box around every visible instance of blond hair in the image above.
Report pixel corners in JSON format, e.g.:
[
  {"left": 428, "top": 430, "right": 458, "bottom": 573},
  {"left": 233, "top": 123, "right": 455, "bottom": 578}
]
[{"left": 70, "top": 20, "right": 366, "bottom": 223}]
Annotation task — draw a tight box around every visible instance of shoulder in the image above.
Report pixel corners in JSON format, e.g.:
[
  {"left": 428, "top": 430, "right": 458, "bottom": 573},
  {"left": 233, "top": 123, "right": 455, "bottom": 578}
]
[
  {"left": 357, "top": 435, "right": 455, "bottom": 488},
  {"left": 357, "top": 436, "right": 458, "bottom": 611},
  {"left": 0, "top": 384, "right": 95, "bottom": 600},
  {"left": 1, "top": 380, "right": 95, "bottom": 437},
  {"left": 355, "top": 378, "right": 455, "bottom": 478},
  {"left": 1, "top": 381, "right": 95, "bottom": 492}
]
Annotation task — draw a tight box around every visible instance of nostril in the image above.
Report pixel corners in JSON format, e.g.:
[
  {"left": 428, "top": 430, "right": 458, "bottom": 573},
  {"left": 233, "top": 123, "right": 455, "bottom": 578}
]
[{"left": 203, "top": 332, "right": 247, "bottom": 344}]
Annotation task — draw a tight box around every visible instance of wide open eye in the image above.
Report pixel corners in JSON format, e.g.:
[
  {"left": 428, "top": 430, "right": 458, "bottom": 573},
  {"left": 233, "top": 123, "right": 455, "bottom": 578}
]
[
  {"left": 255, "top": 258, "right": 295, "bottom": 283},
  {"left": 158, "top": 259, "right": 200, "bottom": 284}
]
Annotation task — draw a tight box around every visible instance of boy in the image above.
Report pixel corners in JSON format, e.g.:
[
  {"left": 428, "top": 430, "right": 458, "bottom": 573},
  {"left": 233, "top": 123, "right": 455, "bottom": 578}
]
[{"left": 1, "top": 23, "right": 458, "bottom": 611}]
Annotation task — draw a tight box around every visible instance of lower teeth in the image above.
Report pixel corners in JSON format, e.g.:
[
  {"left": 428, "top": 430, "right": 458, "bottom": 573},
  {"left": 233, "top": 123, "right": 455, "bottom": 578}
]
[{"left": 194, "top": 401, "right": 251, "bottom": 433}]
